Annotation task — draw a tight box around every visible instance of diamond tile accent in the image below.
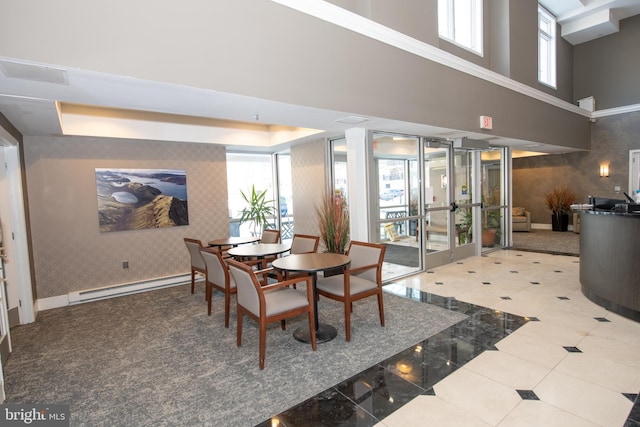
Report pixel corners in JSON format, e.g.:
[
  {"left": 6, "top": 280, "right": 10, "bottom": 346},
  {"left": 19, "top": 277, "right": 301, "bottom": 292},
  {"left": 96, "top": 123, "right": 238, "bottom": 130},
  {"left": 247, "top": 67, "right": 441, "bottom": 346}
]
[
  {"left": 500, "top": 296, "right": 512, "bottom": 300},
  {"left": 517, "top": 389, "right": 540, "bottom": 400},
  {"left": 530, "top": 281, "right": 540, "bottom": 284},
  {"left": 435, "top": 281, "right": 444, "bottom": 285},
  {"left": 557, "top": 296, "right": 570, "bottom": 300},
  {"left": 594, "top": 317, "right": 611, "bottom": 322},
  {"left": 563, "top": 346, "right": 582, "bottom": 353},
  {"left": 482, "top": 281, "right": 491, "bottom": 285}
]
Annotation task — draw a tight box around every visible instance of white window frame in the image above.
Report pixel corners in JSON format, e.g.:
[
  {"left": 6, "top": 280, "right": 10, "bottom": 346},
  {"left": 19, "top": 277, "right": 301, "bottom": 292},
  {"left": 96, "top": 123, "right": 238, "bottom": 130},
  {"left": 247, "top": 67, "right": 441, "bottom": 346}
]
[
  {"left": 538, "top": 5, "right": 557, "bottom": 88},
  {"left": 438, "top": 0, "right": 483, "bottom": 56}
]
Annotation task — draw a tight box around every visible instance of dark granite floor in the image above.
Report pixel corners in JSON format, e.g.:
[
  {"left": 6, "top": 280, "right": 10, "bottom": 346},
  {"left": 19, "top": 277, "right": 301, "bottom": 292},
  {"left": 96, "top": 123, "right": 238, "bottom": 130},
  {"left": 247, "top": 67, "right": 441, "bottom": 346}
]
[{"left": 255, "top": 288, "right": 529, "bottom": 426}]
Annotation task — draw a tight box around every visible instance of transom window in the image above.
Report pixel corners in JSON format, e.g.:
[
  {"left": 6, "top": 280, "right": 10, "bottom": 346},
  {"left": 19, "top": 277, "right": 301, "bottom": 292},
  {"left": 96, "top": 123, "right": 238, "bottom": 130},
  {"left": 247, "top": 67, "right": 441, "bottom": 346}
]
[
  {"left": 538, "top": 5, "right": 556, "bottom": 88},
  {"left": 438, "top": 0, "right": 483, "bottom": 55}
]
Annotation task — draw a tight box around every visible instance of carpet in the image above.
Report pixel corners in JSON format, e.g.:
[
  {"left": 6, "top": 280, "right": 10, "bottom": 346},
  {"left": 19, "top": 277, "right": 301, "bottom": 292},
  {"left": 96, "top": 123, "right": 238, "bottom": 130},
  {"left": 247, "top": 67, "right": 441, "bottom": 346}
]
[
  {"left": 4, "top": 283, "right": 466, "bottom": 426},
  {"left": 383, "top": 243, "right": 420, "bottom": 267},
  {"left": 511, "top": 228, "right": 580, "bottom": 256}
]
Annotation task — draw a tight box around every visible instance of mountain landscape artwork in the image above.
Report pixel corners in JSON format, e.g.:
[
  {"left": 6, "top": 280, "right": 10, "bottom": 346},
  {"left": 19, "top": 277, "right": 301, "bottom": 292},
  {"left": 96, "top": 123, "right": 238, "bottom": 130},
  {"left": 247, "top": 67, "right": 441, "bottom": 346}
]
[{"left": 96, "top": 168, "right": 189, "bottom": 232}]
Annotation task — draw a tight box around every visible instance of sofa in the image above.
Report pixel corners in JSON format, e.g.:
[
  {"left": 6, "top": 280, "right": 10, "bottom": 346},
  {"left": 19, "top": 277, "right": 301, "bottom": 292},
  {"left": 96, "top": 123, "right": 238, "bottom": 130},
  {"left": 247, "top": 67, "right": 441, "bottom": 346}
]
[{"left": 512, "top": 207, "right": 531, "bottom": 232}]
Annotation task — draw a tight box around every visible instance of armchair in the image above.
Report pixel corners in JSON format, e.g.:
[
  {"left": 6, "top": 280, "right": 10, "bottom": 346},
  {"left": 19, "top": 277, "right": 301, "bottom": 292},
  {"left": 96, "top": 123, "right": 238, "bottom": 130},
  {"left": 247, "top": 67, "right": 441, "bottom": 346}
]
[
  {"left": 316, "top": 241, "right": 386, "bottom": 342},
  {"left": 512, "top": 207, "right": 531, "bottom": 232},
  {"left": 227, "top": 260, "right": 316, "bottom": 369}
]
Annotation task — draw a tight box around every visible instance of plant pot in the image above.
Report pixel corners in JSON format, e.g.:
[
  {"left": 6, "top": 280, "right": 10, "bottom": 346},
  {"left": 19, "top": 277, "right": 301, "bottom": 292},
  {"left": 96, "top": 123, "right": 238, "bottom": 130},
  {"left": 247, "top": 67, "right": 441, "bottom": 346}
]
[
  {"left": 551, "top": 213, "right": 569, "bottom": 231},
  {"left": 482, "top": 229, "right": 497, "bottom": 247}
]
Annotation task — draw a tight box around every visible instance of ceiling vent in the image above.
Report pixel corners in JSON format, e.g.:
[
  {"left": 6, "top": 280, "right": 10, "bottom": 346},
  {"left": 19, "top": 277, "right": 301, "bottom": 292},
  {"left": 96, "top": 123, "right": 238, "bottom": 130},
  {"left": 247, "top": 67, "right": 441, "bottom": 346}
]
[{"left": 0, "top": 60, "right": 69, "bottom": 85}]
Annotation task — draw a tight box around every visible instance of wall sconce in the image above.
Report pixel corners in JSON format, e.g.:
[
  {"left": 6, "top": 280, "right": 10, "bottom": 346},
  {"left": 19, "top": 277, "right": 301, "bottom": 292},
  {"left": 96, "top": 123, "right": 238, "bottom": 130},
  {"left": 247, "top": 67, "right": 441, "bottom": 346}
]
[{"left": 600, "top": 165, "right": 609, "bottom": 177}]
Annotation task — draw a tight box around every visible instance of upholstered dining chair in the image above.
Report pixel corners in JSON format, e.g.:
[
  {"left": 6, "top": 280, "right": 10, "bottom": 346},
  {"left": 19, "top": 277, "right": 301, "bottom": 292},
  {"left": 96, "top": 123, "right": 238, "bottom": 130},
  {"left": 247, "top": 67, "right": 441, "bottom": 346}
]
[
  {"left": 260, "top": 228, "right": 281, "bottom": 243},
  {"left": 200, "top": 247, "right": 237, "bottom": 327},
  {"left": 227, "top": 259, "right": 316, "bottom": 370},
  {"left": 282, "top": 234, "right": 320, "bottom": 284},
  {"left": 183, "top": 238, "right": 206, "bottom": 296},
  {"left": 315, "top": 241, "right": 386, "bottom": 342}
]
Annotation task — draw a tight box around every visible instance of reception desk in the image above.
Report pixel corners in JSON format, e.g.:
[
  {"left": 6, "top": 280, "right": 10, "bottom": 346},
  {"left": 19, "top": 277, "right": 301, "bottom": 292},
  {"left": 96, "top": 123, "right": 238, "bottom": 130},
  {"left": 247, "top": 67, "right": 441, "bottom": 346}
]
[{"left": 580, "top": 210, "right": 640, "bottom": 321}]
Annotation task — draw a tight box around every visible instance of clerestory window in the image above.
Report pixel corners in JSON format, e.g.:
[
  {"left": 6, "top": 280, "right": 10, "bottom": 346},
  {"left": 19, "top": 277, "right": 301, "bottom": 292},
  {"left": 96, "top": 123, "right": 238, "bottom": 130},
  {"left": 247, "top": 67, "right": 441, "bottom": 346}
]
[
  {"left": 438, "top": 0, "right": 483, "bottom": 55},
  {"left": 538, "top": 5, "right": 557, "bottom": 88}
]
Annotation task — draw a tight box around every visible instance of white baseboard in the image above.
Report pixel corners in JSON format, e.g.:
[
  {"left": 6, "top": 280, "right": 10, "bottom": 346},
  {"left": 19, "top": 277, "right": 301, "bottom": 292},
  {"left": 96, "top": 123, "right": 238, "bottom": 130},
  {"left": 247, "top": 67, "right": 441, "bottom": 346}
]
[{"left": 37, "top": 274, "right": 204, "bottom": 311}]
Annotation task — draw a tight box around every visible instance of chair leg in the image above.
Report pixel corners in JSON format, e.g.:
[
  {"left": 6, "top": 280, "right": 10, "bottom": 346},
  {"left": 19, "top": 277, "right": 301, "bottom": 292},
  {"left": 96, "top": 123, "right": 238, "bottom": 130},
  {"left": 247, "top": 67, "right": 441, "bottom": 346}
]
[
  {"left": 206, "top": 284, "right": 212, "bottom": 316},
  {"left": 190, "top": 269, "right": 195, "bottom": 294},
  {"left": 344, "top": 300, "right": 351, "bottom": 342},
  {"left": 259, "top": 320, "right": 267, "bottom": 370},
  {"left": 377, "top": 292, "right": 385, "bottom": 326},
  {"left": 280, "top": 319, "right": 286, "bottom": 330},
  {"left": 224, "top": 292, "right": 231, "bottom": 328},
  {"left": 237, "top": 311, "right": 243, "bottom": 347},
  {"left": 308, "top": 311, "right": 317, "bottom": 351}
]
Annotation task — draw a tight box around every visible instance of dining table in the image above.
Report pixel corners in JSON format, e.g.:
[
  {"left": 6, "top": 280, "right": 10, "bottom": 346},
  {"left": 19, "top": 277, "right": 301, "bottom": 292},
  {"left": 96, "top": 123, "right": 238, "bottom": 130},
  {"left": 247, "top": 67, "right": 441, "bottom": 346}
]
[
  {"left": 271, "top": 252, "right": 351, "bottom": 344},
  {"left": 207, "top": 236, "right": 259, "bottom": 248},
  {"left": 227, "top": 243, "right": 291, "bottom": 269}
]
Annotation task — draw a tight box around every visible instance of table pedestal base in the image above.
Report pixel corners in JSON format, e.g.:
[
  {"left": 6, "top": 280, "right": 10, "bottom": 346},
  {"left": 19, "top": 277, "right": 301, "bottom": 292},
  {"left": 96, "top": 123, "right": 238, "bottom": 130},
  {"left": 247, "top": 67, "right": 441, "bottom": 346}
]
[{"left": 293, "top": 323, "right": 337, "bottom": 344}]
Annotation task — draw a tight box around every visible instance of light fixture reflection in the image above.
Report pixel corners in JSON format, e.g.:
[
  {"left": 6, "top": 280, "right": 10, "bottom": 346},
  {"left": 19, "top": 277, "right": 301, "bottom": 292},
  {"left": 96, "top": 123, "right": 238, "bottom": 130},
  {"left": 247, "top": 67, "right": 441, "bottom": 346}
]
[{"left": 600, "top": 165, "right": 609, "bottom": 177}]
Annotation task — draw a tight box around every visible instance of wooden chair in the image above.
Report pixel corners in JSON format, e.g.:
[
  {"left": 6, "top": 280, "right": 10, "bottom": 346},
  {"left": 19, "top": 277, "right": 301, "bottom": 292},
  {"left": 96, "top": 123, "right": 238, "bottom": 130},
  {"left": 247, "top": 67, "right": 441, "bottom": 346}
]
[
  {"left": 260, "top": 229, "right": 281, "bottom": 243},
  {"left": 227, "top": 259, "right": 316, "bottom": 370},
  {"left": 282, "top": 234, "right": 320, "bottom": 285},
  {"left": 200, "top": 247, "right": 236, "bottom": 327},
  {"left": 183, "top": 238, "right": 206, "bottom": 296},
  {"left": 316, "top": 241, "right": 386, "bottom": 342}
]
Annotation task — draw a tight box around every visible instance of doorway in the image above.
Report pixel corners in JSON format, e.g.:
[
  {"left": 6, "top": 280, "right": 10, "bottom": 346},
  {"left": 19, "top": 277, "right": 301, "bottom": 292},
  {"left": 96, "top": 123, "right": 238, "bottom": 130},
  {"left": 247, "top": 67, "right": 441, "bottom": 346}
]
[{"left": 423, "top": 141, "right": 479, "bottom": 268}]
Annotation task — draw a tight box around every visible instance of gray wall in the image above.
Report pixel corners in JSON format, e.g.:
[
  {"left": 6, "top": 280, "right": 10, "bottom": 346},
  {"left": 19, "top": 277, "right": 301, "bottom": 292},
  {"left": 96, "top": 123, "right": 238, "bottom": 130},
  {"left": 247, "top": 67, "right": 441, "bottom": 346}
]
[
  {"left": 513, "top": 110, "right": 640, "bottom": 225},
  {"left": 0, "top": 0, "right": 589, "bottom": 151},
  {"left": 573, "top": 14, "right": 640, "bottom": 109}
]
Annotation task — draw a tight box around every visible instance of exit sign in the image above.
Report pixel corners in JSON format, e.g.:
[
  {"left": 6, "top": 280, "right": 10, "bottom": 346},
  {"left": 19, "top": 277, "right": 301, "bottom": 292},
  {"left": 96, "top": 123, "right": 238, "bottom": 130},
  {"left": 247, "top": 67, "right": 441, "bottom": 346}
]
[{"left": 480, "top": 115, "right": 493, "bottom": 130}]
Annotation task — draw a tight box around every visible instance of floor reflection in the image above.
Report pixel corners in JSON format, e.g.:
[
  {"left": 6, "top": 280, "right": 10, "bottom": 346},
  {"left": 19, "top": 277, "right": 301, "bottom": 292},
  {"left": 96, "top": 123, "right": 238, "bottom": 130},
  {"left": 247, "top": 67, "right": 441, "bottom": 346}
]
[{"left": 255, "top": 284, "right": 528, "bottom": 427}]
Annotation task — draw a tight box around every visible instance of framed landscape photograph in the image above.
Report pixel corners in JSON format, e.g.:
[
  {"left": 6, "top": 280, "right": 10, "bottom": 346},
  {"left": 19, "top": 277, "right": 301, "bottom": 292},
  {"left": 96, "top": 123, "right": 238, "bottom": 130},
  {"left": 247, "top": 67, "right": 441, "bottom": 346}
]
[{"left": 95, "top": 168, "right": 189, "bottom": 232}]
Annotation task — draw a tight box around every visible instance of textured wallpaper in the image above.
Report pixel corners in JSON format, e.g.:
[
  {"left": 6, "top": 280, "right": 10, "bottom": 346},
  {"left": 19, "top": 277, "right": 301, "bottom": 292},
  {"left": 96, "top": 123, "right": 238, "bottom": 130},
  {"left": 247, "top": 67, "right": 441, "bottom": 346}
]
[
  {"left": 23, "top": 136, "right": 229, "bottom": 298},
  {"left": 291, "top": 139, "right": 328, "bottom": 240}
]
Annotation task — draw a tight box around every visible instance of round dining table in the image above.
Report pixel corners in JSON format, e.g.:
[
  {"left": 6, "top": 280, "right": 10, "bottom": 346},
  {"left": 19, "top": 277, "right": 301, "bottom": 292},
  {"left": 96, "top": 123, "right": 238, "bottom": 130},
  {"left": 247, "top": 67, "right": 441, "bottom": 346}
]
[
  {"left": 227, "top": 243, "right": 290, "bottom": 259},
  {"left": 207, "top": 236, "right": 259, "bottom": 248},
  {"left": 271, "top": 252, "right": 351, "bottom": 344}
]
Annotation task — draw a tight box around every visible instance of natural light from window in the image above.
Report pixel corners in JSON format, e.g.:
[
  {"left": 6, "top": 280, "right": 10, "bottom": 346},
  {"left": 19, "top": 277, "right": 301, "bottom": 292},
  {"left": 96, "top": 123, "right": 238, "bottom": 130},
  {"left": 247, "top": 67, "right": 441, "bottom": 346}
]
[
  {"left": 438, "top": 0, "right": 483, "bottom": 55},
  {"left": 538, "top": 5, "right": 556, "bottom": 88}
]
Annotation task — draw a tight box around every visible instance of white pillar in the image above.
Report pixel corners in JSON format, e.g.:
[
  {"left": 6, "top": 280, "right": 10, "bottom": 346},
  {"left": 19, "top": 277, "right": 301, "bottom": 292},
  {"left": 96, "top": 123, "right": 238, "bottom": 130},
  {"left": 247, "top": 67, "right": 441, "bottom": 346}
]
[{"left": 345, "top": 128, "right": 372, "bottom": 242}]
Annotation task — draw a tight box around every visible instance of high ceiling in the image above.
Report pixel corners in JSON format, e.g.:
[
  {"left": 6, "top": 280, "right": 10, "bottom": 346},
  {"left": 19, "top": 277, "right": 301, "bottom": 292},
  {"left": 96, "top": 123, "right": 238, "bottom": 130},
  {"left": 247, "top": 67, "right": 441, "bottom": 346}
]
[
  {"left": 539, "top": 0, "right": 640, "bottom": 44},
  {"left": 1, "top": 1, "right": 638, "bottom": 155}
]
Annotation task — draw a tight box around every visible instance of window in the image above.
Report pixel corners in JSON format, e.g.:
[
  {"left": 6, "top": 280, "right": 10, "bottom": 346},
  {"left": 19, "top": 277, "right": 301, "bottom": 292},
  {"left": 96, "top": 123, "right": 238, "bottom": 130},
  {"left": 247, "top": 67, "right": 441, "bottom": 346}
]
[
  {"left": 438, "top": 0, "right": 483, "bottom": 55},
  {"left": 538, "top": 5, "right": 556, "bottom": 88},
  {"left": 226, "top": 153, "right": 275, "bottom": 237}
]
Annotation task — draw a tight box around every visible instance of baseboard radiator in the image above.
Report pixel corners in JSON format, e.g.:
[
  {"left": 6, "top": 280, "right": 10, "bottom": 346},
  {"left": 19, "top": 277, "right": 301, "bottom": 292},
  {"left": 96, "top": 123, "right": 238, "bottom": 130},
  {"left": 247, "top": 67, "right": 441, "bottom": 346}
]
[{"left": 67, "top": 273, "right": 202, "bottom": 304}]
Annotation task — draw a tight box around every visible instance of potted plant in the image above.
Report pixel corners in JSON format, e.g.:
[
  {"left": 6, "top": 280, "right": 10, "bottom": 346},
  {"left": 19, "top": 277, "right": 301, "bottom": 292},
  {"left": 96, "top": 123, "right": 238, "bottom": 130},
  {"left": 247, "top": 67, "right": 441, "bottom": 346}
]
[
  {"left": 481, "top": 209, "right": 500, "bottom": 247},
  {"left": 317, "top": 190, "right": 350, "bottom": 254},
  {"left": 239, "top": 185, "right": 276, "bottom": 237},
  {"left": 456, "top": 206, "right": 473, "bottom": 244},
  {"left": 543, "top": 186, "right": 577, "bottom": 231}
]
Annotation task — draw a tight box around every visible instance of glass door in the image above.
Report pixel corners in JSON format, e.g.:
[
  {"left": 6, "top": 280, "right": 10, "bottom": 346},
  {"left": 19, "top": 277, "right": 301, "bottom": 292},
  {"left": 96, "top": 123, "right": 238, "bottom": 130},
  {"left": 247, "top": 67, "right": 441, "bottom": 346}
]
[
  {"left": 372, "top": 134, "right": 421, "bottom": 278},
  {"left": 423, "top": 142, "right": 479, "bottom": 268},
  {"left": 480, "top": 148, "right": 507, "bottom": 252}
]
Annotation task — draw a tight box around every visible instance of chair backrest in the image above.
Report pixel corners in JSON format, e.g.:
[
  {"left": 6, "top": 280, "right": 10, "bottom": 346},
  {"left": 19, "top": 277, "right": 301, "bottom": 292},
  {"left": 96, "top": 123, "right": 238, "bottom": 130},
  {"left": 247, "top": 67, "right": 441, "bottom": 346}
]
[
  {"left": 200, "top": 247, "right": 234, "bottom": 289},
  {"left": 184, "top": 238, "right": 205, "bottom": 271},
  {"left": 347, "top": 241, "right": 386, "bottom": 283},
  {"left": 260, "top": 229, "right": 281, "bottom": 244},
  {"left": 290, "top": 234, "right": 320, "bottom": 255},
  {"left": 227, "top": 260, "right": 261, "bottom": 316}
]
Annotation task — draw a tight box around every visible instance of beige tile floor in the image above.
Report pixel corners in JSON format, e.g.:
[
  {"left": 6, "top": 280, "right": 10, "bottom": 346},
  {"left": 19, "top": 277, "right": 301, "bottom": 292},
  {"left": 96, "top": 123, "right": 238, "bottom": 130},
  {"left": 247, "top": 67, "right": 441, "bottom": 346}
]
[{"left": 379, "top": 250, "right": 640, "bottom": 427}]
